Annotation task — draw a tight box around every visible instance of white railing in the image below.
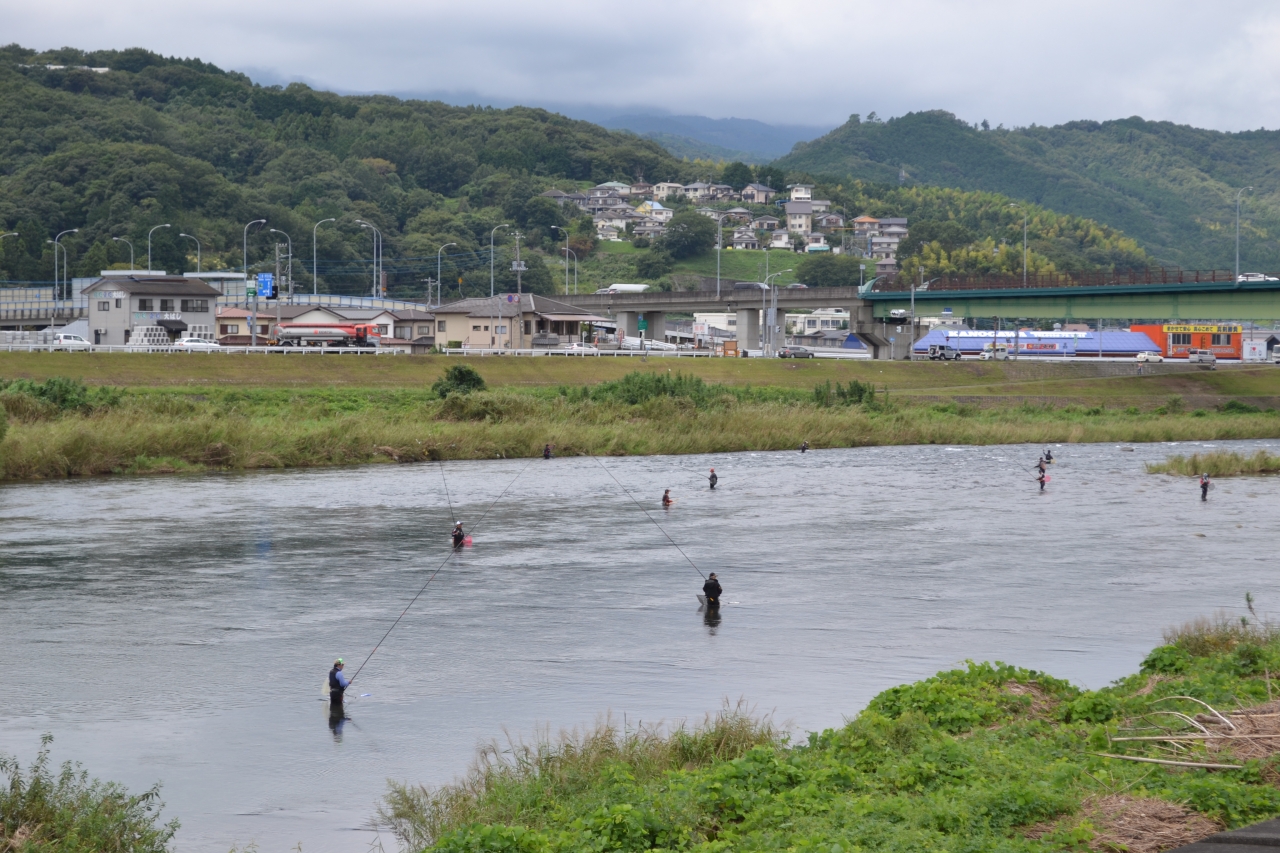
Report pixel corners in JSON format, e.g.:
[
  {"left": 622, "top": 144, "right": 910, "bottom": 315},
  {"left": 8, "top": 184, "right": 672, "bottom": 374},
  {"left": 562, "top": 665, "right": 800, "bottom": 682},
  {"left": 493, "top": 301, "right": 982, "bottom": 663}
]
[
  {"left": 441, "top": 347, "right": 712, "bottom": 357},
  {"left": 0, "top": 344, "right": 395, "bottom": 355}
]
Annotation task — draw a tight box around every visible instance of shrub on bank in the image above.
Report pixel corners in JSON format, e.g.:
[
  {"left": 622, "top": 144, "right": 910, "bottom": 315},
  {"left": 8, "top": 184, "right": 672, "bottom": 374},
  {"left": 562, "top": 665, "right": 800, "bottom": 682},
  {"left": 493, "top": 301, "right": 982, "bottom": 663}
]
[{"left": 0, "top": 734, "right": 177, "bottom": 852}]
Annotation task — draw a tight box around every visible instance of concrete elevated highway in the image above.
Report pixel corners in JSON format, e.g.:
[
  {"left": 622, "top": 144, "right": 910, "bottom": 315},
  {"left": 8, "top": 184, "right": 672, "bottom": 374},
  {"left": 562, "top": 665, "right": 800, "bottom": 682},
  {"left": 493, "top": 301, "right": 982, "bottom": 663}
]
[{"left": 555, "top": 273, "right": 1280, "bottom": 359}]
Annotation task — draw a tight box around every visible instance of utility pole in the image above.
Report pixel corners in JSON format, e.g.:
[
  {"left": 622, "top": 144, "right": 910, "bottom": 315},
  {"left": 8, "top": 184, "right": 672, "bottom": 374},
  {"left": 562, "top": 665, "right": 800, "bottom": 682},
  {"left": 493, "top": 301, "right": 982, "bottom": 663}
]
[
  {"left": 511, "top": 231, "right": 526, "bottom": 349},
  {"left": 1236, "top": 187, "right": 1253, "bottom": 282}
]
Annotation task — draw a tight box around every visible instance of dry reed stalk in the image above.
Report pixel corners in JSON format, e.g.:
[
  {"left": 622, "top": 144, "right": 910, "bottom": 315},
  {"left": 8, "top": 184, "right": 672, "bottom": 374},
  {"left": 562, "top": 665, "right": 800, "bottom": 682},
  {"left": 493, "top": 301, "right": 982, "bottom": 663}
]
[{"left": 1026, "top": 794, "right": 1220, "bottom": 853}]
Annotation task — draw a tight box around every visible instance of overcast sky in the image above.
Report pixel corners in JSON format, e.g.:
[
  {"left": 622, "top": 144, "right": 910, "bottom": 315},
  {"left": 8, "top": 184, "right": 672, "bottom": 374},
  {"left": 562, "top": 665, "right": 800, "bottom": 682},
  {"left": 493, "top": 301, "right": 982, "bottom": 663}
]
[{"left": 7, "top": 0, "right": 1280, "bottom": 132}]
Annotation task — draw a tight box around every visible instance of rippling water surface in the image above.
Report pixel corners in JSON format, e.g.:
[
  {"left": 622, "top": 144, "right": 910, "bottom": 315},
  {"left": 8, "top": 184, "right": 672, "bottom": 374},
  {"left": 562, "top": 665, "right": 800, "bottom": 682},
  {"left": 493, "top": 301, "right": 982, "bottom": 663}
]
[{"left": 3, "top": 440, "right": 1279, "bottom": 851}]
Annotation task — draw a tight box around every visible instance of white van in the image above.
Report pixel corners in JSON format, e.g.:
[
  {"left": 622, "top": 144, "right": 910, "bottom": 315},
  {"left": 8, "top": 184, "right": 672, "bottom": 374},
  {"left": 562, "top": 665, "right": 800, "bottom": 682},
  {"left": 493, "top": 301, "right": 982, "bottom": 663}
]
[
  {"left": 594, "top": 284, "right": 650, "bottom": 294},
  {"left": 52, "top": 333, "right": 91, "bottom": 351},
  {"left": 979, "top": 342, "right": 1009, "bottom": 361},
  {"left": 1186, "top": 349, "right": 1217, "bottom": 367}
]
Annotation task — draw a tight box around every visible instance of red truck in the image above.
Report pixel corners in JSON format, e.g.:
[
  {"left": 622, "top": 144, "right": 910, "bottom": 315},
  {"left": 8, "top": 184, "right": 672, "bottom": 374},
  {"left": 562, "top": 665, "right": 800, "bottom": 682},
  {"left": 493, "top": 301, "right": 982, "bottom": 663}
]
[{"left": 269, "top": 323, "right": 382, "bottom": 348}]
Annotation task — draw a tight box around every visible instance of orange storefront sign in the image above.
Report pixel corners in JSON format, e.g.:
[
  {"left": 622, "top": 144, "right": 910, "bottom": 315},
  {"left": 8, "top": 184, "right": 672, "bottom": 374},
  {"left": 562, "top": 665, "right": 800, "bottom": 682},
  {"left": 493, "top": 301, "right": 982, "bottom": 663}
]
[{"left": 1131, "top": 324, "right": 1243, "bottom": 359}]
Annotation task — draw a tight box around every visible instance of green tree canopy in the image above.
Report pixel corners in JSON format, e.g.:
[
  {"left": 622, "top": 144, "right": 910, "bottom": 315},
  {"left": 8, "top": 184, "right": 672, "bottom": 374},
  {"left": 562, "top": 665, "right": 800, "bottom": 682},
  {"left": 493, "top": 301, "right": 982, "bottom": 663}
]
[
  {"left": 795, "top": 254, "right": 869, "bottom": 288},
  {"left": 720, "top": 161, "right": 754, "bottom": 191},
  {"left": 659, "top": 211, "right": 717, "bottom": 259}
]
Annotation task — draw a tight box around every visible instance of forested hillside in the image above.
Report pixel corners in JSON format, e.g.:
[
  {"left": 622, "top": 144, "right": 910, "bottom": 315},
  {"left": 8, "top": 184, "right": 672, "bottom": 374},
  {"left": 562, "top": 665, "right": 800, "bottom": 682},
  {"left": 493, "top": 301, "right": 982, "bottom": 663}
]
[
  {"left": 0, "top": 44, "right": 1156, "bottom": 298},
  {"left": 0, "top": 44, "right": 692, "bottom": 297},
  {"left": 775, "top": 110, "right": 1280, "bottom": 271}
]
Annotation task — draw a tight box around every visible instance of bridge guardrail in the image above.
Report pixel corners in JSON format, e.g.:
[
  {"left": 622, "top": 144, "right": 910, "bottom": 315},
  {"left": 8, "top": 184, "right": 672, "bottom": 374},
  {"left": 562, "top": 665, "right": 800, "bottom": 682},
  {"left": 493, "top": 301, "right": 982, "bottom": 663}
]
[
  {"left": 0, "top": 344, "right": 394, "bottom": 355},
  {"left": 441, "top": 347, "right": 712, "bottom": 357}
]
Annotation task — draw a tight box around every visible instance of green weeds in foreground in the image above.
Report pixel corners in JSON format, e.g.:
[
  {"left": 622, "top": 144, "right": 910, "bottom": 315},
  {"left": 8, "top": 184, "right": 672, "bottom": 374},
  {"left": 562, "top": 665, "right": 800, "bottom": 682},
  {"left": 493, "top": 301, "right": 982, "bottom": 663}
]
[
  {"left": 385, "top": 607, "right": 1280, "bottom": 853},
  {"left": 0, "top": 734, "right": 177, "bottom": 852}
]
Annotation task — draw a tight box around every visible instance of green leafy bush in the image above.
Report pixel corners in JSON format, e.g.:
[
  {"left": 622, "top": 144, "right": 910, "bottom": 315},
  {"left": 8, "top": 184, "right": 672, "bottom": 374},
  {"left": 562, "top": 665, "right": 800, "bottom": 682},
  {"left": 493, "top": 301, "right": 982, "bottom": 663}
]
[
  {"left": 1141, "top": 643, "right": 1192, "bottom": 674},
  {"left": 433, "top": 365, "right": 488, "bottom": 398},
  {"left": 0, "top": 735, "right": 178, "bottom": 852}
]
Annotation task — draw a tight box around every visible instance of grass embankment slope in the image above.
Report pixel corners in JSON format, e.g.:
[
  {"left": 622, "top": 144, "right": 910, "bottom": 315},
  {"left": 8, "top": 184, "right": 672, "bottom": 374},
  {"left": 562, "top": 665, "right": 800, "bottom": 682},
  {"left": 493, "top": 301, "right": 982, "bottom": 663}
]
[
  {"left": 382, "top": 615, "right": 1280, "bottom": 853},
  {"left": 2, "top": 355, "right": 1280, "bottom": 480}
]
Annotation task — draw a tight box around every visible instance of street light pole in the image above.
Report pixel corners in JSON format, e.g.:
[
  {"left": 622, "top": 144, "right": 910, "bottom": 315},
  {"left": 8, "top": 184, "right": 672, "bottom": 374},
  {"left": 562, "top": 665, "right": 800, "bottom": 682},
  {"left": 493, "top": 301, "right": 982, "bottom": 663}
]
[
  {"left": 112, "top": 236, "right": 134, "bottom": 269},
  {"left": 490, "top": 224, "right": 509, "bottom": 297},
  {"left": 355, "top": 220, "right": 382, "bottom": 297},
  {"left": 764, "top": 268, "right": 792, "bottom": 356},
  {"left": 1009, "top": 203, "right": 1026, "bottom": 286},
  {"left": 715, "top": 213, "right": 732, "bottom": 299},
  {"left": 553, "top": 226, "right": 571, "bottom": 295},
  {"left": 244, "top": 219, "right": 266, "bottom": 346},
  {"left": 269, "top": 229, "right": 293, "bottom": 301},
  {"left": 567, "top": 248, "right": 578, "bottom": 294},
  {"left": 178, "top": 233, "right": 201, "bottom": 272},
  {"left": 1236, "top": 186, "right": 1253, "bottom": 282},
  {"left": 147, "top": 223, "right": 170, "bottom": 272},
  {"left": 52, "top": 228, "right": 77, "bottom": 327},
  {"left": 436, "top": 242, "right": 457, "bottom": 307},
  {"left": 312, "top": 218, "right": 335, "bottom": 296}
]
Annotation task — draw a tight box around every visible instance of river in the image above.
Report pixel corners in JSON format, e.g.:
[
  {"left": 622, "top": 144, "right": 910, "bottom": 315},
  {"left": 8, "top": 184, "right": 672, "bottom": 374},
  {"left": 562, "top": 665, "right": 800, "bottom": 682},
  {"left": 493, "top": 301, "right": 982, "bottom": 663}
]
[{"left": 2, "top": 440, "right": 1278, "bottom": 851}]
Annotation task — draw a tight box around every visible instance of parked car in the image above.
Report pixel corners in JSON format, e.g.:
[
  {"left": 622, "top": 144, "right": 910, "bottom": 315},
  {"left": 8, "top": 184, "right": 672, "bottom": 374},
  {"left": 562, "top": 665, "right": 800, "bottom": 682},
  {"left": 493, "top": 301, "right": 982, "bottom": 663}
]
[
  {"left": 777, "top": 346, "right": 814, "bottom": 358},
  {"left": 51, "top": 333, "right": 91, "bottom": 350},
  {"left": 928, "top": 344, "right": 961, "bottom": 361},
  {"left": 565, "top": 343, "right": 598, "bottom": 353},
  {"left": 979, "top": 343, "right": 1010, "bottom": 361},
  {"left": 784, "top": 283, "right": 808, "bottom": 289},
  {"left": 1186, "top": 349, "right": 1217, "bottom": 367},
  {"left": 1238, "top": 272, "right": 1280, "bottom": 282},
  {"left": 1135, "top": 351, "right": 1164, "bottom": 363},
  {"left": 732, "top": 281, "right": 768, "bottom": 291},
  {"left": 174, "top": 337, "right": 222, "bottom": 350}
]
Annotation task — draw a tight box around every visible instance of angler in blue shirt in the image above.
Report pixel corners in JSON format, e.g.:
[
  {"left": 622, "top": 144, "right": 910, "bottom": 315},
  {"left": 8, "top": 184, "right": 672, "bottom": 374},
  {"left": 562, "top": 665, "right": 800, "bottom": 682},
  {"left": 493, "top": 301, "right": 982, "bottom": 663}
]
[{"left": 329, "top": 658, "right": 350, "bottom": 705}]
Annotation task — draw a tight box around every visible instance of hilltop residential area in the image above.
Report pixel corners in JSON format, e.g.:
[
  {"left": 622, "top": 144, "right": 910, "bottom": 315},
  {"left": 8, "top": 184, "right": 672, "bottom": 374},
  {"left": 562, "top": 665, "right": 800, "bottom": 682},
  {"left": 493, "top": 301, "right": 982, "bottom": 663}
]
[{"left": 543, "top": 180, "right": 909, "bottom": 276}]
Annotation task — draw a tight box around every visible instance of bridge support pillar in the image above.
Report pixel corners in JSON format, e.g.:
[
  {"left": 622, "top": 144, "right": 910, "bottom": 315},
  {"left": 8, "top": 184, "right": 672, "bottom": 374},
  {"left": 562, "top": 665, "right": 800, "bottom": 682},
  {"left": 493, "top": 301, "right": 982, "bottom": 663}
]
[
  {"left": 735, "top": 308, "right": 760, "bottom": 350},
  {"left": 615, "top": 311, "right": 640, "bottom": 339},
  {"left": 642, "top": 311, "right": 667, "bottom": 343}
]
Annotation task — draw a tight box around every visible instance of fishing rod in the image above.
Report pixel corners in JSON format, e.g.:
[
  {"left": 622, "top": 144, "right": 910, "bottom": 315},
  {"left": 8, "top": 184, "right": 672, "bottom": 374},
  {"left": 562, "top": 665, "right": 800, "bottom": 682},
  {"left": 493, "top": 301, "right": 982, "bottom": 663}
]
[
  {"left": 346, "top": 456, "right": 536, "bottom": 687},
  {"left": 592, "top": 455, "right": 707, "bottom": 581}
]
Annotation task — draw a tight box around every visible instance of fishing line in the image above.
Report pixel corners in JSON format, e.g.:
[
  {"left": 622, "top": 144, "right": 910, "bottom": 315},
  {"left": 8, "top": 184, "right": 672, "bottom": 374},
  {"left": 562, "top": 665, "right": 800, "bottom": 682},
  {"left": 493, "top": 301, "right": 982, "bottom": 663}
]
[
  {"left": 592, "top": 455, "right": 706, "bottom": 581},
  {"left": 347, "top": 456, "right": 536, "bottom": 686}
]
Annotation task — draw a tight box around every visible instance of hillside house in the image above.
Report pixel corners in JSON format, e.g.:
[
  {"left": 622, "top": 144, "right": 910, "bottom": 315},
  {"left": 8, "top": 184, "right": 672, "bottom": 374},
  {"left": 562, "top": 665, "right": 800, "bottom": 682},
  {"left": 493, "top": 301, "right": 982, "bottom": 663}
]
[
  {"left": 741, "top": 183, "right": 777, "bottom": 204},
  {"left": 731, "top": 227, "right": 760, "bottom": 250},
  {"left": 770, "top": 230, "right": 793, "bottom": 249},
  {"left": 814, "top": 212, "right": 845, "bottom": 229},
  {"left": 683, "top": 182, "right": 713, "bottom": 201},
  {"left": 752, "top": 215, "right": 781, "bottom": 231},
  {"left": 811, "top": 199, "right": 832, "bottom": 213},
  {"left": 652, "top": 182, "right": 684, "bottom": 200},
  {"left": 852, "top": 215, "right": 881, "bottom": 237},
  {"left": 785, "top": 201, "right": 814, "bottom": 234},
  {"left": 540, "top": 189, "right": 572, "bottom": 206},
  {"left": 629, "top": 181, "right": 654, "bottom": 198},
  {"left": 723, "top": 207, "right": 753, "bottom": 222},
  {"left": 633, "top": 221, "right": 666, "bottom": 240},
  {"left": 788, "top": 183, "right": 813, "bottom": 201},
  {"left": 595, "top": 181, "right": 632, "bottom": 196},
  {"left": 806, "top": 233, "right": 829, "bottom": 252},
  {"left": 635, "top": 200, "right": 674, "bottom": 222}
]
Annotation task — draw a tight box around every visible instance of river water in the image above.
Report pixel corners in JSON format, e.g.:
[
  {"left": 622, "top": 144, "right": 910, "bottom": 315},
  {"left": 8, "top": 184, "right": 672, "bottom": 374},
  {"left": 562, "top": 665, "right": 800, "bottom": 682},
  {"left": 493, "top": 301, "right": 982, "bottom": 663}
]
[{"left": 3, "top": 440, "right": 1278, "bottom": 851}]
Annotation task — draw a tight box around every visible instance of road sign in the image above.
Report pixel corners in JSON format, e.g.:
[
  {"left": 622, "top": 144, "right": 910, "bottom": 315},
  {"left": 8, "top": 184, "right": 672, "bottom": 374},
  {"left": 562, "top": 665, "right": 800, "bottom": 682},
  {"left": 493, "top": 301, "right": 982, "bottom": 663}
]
[
  {"left": 256, "top": 272, "right": 275, "bottom": 298},
  {"left": 245, "top": 281, "right": 255, "bottom": 297},
  {"left": 637, "top": 317, "right": 648, "bottom": 331},
  {"left": 889, "top": 336, "right": 896, "bottom": 342}
]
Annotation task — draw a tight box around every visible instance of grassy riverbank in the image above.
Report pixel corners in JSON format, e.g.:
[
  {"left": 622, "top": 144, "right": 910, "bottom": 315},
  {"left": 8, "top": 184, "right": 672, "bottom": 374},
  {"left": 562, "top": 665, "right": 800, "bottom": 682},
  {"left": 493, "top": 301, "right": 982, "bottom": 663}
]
[
  {"left": 1146, "top": 450, "right": 1280, "bottom": 477},
  {"left": 2, "top": 365, "right": 1280, "bottom": 479},
  {"left": 383, "top": 612, "right": 1280, "bottom": 853}
]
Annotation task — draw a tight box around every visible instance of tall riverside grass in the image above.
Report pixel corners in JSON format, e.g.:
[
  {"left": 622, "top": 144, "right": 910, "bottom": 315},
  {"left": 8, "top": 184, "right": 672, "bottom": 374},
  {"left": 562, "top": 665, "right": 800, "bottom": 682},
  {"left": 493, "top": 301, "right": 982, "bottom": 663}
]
[
  {"left": 2, "top": 380, "right": 1280, "bottom": 480},
  {"left": 379, "top": 704, "right": 779, "bottom": 851},
  {"left": 1145, "top": 450, "right": 1280, "bottom": 477}
]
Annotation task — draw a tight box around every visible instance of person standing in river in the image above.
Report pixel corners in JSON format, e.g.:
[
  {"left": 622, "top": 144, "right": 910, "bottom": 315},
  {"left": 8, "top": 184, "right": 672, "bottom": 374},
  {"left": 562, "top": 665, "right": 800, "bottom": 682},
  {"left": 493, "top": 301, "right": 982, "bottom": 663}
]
[
  {"left": 799, "top": 440, "right": 809, "bottom": 453},
  {"left": 702, "top": 573, "right": 722, "bottom": 609},
  {"left": 1033, "top": 457, "right": 1047, "bottom": 491},
  {"left": 662, "top": 489, "right": 674, "bottom": 507},
  {"left": 452, "top": 521, "right": 466, "bottom": 548},
  {"left": 1201, "top": 473, "right": 1211, "bottom": 501},
  {"left": 328, "top": 658, "right": 349, "bottom": 706},
  {"left": 708, "top": 468, "right": 718, "bottom": 490}
]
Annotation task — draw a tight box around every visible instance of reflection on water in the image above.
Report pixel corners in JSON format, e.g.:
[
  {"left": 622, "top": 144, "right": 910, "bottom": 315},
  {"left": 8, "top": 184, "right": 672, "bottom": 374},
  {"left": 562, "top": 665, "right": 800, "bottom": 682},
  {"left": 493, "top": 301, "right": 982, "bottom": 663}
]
[{"left": 2, "top": 439, "right": 1279, "bottom": 852}]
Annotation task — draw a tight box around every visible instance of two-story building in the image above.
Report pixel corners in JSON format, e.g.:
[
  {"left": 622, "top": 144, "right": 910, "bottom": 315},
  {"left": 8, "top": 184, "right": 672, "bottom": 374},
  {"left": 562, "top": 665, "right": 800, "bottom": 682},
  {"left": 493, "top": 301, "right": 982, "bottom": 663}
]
[
  {"left": 784, "top": 201, "right": 814, "bottom": 234},
  {"left": 741, "top": 183, "right": 777, "bottom": 204},
  {"left": 652, "top": 182, "right": 685, "bottom": 200},
  {"left": 83, "top": 273, "right": 220, "bottom": 345},
  {"left": 788, "top": 183, "right": 813, "bottom": 201},
  {"left": 635, "top": 200, "right": 674, "bottom": 222},
  {"left": 731, "top": 227, "right": 760, "bottom": 250}
]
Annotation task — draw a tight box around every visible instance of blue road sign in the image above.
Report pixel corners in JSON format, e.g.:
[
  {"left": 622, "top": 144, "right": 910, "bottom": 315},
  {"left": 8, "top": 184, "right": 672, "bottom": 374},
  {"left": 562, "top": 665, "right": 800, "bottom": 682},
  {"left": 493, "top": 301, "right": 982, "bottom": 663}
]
[{"left": 256, "top": 272, "right": 274, "bottom": 298}]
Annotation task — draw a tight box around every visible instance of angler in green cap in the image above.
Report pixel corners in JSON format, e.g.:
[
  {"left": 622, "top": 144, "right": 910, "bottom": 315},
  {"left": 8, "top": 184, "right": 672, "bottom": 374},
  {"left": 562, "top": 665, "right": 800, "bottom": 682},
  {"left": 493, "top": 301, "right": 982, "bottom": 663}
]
[{"left": 328, "top": 658, "right": 350, "bottom": 706}]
